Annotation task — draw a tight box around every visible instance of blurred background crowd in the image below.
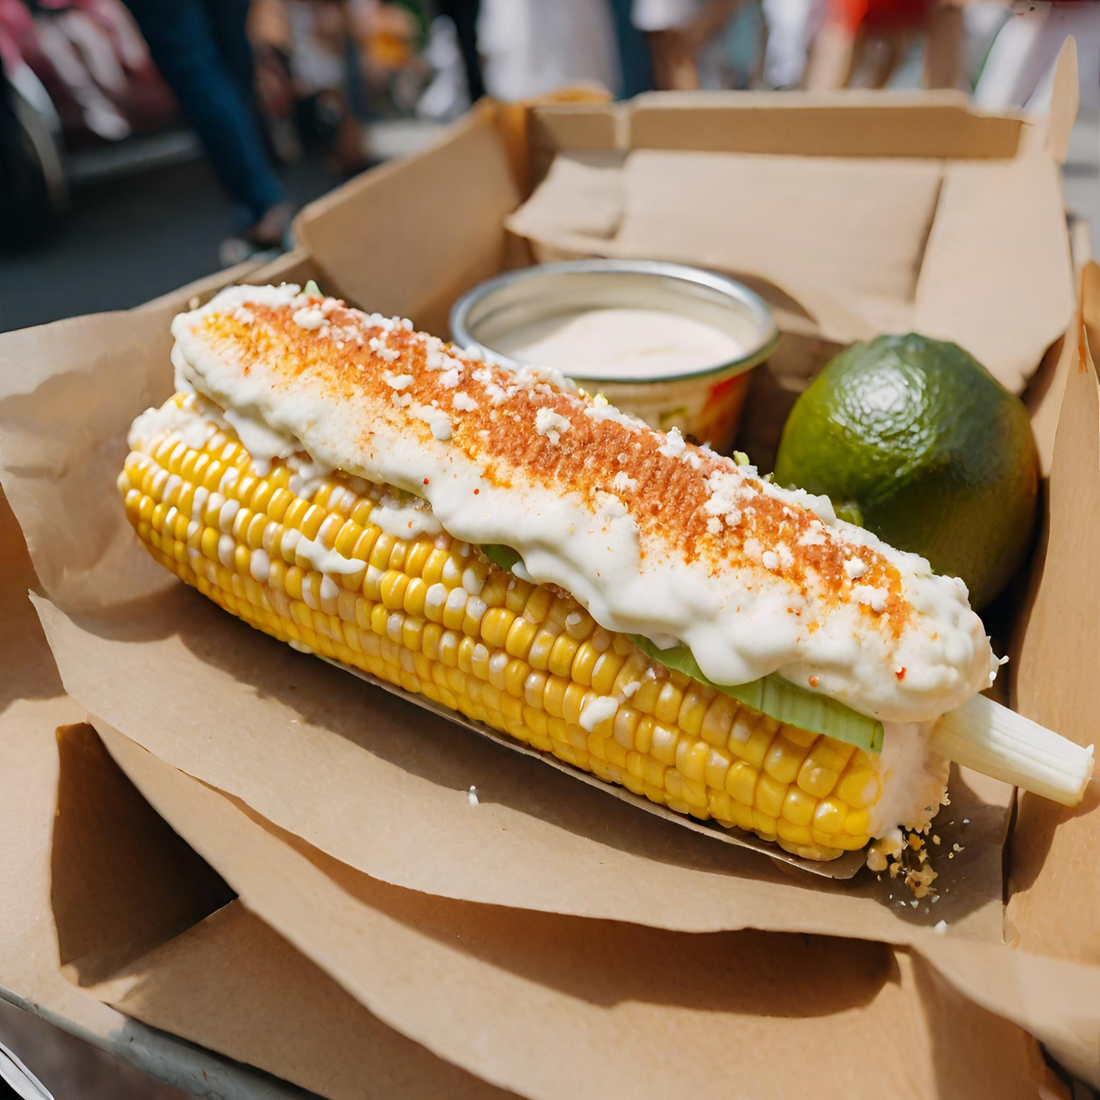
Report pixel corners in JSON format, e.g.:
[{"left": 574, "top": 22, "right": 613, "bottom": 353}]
[{"left": 0, "top": 0, "right": 1096, "bottom": 328}]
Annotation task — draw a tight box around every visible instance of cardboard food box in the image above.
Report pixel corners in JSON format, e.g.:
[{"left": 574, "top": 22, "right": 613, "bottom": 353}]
[{"left": 2, "top": 71, "right": 1099, "bottom": 1096}]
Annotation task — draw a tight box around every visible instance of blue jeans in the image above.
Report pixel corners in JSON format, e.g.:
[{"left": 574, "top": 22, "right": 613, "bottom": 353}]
[{"left": 122, "top": 0, "right": 285, "bottom": 230}]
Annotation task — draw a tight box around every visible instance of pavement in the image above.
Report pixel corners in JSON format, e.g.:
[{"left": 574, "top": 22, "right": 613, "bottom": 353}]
[{"left": 0, "top": 153, "right": 339, "bottom": 333}]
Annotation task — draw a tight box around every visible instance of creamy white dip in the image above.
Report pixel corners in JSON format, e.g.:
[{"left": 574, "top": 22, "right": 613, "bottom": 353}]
[{"left": 489, "top": 308, "right": 745, "bottom": 381}]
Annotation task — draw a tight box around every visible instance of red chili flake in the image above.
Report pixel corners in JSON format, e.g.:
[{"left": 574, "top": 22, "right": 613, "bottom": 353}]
[
  {"left": 423, "top": 477, "right": 430, "bottom": 485},
  {"left": 473, "top": 488, "right": 480, "bottom": 495},
  {"left": 808, "top": 675, "right": 819, "bottom": 688},
  {"left": 896, "top": 667, "right": 907, "bottom": 680}
]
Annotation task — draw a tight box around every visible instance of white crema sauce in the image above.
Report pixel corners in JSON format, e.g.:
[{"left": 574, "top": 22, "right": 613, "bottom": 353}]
[
  {"left": 161, "top": 285, "right": 997, "bottom": 734},
  {"left": 489, "top": 308, "right": 745, "bottom": 381}
]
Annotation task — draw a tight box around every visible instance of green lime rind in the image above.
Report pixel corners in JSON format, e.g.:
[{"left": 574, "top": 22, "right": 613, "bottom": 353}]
[
  {"left": 629, "top": 636, "right": 883, "bottom": 753},
  {"left": 477, "top": 544, "right": 883, "bottom": 752},
  {"left": 773, "top": 333, "right": 1038, "bottom": 610}
]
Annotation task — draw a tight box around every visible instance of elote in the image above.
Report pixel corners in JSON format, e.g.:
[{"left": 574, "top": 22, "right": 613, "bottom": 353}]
[{"left": 119, "top": 284, "right": 1094, "bottom": 863}]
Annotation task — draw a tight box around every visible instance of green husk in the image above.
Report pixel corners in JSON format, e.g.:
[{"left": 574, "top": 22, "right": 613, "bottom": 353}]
[
  {"left": 477, "top": 545, "right": 883, "bottom": 753},
  {"left": 481, "top": 544, "right": 525, "bottom": 572},
  {"left": 629, "top": 636, "right": 883, "bottom": 753},
  {"left": 303, "top": 279, "right": 322, "bottom": 298}
]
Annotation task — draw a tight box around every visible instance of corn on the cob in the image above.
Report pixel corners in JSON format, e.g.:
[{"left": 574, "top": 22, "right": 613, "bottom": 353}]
[
  {"left": 120, "top": 394, "right": 887, "bottom": 860},
  {"left": 120, "top": 284, "right": 1093, "bottom": 874}
]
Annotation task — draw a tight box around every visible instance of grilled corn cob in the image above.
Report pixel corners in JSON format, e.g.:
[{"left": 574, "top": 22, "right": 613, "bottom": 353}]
[
  {"left": 120, "top": 397, "right": 886, "bottom": 859},
  {"left": 119, "top": 284, "right": 1094, "bottom": 866}
]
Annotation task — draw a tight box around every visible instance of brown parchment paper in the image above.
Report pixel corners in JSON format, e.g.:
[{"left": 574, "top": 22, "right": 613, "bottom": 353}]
[
  {"left": 93, "top": 722, "right": 1065, "bottom": 1100},
  {"left": 0, "top": 491, "right": 304, "bottom": 1100},
  {"left": 50, "top": 724, "right": 507, "bottom": 1100},
  {"left": 0, "top": 478, "right": 508, "bottom": 1098},
  {"left": 0, "top": 263, "right": 1011, "bottom": 943},
  {"left": 95, "top": 902, "right": 512, "bottom": 1100}
]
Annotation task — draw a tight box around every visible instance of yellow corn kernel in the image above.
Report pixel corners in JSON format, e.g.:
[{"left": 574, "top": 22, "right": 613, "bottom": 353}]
[
  {"left": 763, "top": 734, "right": 811, "bottom": 785},
  {"left": 812, "top": 796, "right": 848, "bottom": 836},
  {"left": 725, "top": 760, "right": 758, "bottom": 807},
  {"left": 676, "top": 687, "right": 711, "bottom": 738},
  {"left": 796, "top": 756, "right": 840, "bottom": 800},
  {"left": 590, "top": 652, "right": 624, "bottom": 696},
  {"left": 730, "top": 801, "right": 755, "bottom": 832},
  {"left": 827, "top": 832, "right": 871, "bottom": 851},
  {"left": 570, "top": 641, "right": 599, "bottom": 687},
  {"left": 755, "top": 772, "right": 788, "bottom": 819},
  {"left": 505, "top": 616, "right": 538, "bottom": 661},
  {"left": 650, "top": 722, "right": 680, "bottom": 766},
  {"left": 674, "top": 737, "right": 709, "bottom": 783},
  {"left": 699, "top": 693, "right": 738, "bottom": 747},
  {"left": 776, "top": 819, "right": 814, "bottom": 846},
  {"left": 751, "top": 808, "right": 778, "bottom": 838},
  {"left": 522, "top": 585, "right": 553, "bottom": 625},
  {"left": 548, "top": 634, "right": 580, "bottom": 678},
  {"left": 702, "top": 746, "right": 733, "bottom": 791},
  {"left": 602, "top": 735, "right": 626, "bottom": 768},
  {"left": 405, "top": 539, "right": 433, "bottom": 578},
  {"left": 611, "top": 706, "right": 639, "bottom": 751},
  {"left": 481, "top": 607, "right": 515, "bottom": 649},
  {"left": 836, "top": 762, "right": 881, "bottom": 809},
  {"left": 707, "top": 789, "right": 733, "bottom": 821},
  {"left": 630, "top": 676, "right": 661, "bottom": 715},
  {"left": 734, "top": 717, "right": 779, "bottom": 770},
  {"left": 561, "top": 683, "right": 586, "bottom": 727},
  {"left": 542, "top": 676, "right": 566, "bottom": 719},
  {"left": 633, "top": 715, "right": 655, "bottom": 755},
  {"left": 781, "top": 785, "right": 817, "bottom": 828},
  {"left": 654, "top": 681, "right": 684, "bottom": 725}
]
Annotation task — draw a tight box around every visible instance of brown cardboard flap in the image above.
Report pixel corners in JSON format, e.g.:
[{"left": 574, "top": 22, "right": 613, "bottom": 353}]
[
  {"left": 1008, "top": 263, "right": 1100, "bottom": 964},
  {"left": 0, "top": 491, "right": 104, "bottom": 1034},
  {"left": 95, "top": 902, "right": 510, "bottom": 1100},
  {"left": 0, "top": 497, "right": 285, "bottom": 1099},
  {"left": 626, "top": 91, "right": 1026, "bottom": 159},
  {"left": 913, "top": 149, "right": 1076, "bottom": 394},
  {"left": 1043, "top": 37, "right": 1079, "bottom": 168},
  {"left": 94, "top": 724, "right": 1064, "bottom": 1100},
  {"left": 0, "top": 310, "right": 174, "bottom": 611},
  {"left": 915, "top": 934, "right": 1100, "bottom": 1089},
  {"left": 613, "top": 150, "right": 941, "bottom": 314},
  {"left": 506, "top": 131, "right": 1072, "bottom": 392},
  {"left": 51, "top": 723, "right": 233, "bottom": 987},
  {"left": 49, "top": 730, "right": 505, "bottom": 1100},
  {"left": 294, "top": 112, "right": 520, "bottom": 337}
]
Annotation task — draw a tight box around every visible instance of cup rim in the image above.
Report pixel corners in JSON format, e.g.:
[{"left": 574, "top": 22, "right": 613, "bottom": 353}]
[{"left": 449, "top": 259, "right": 780, "bottom": 386}]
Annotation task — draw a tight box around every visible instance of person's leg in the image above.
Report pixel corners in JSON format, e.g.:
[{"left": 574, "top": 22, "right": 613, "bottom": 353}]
[
  {"left": 437, "top": 0, "right": 486, "bottom": 102},
  {"left": 122, "top": 0, "right": 285, "bottom": 230},
  {"left": 200, "top": 0, "right": 258, "bottom": 109},
  {"left": 805, "top": 18, "right": 857, "bottom": 87},
  {"left": 607, "top": 0, "right": 657, "bottom": 96}
]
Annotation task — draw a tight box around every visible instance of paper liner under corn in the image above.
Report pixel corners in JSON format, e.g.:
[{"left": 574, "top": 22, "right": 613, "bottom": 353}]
[{"left": 119, "top": 399, "right": 1093, "bottom": 872}]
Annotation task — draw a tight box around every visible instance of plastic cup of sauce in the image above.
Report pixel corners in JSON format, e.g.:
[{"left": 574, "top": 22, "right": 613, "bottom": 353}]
[{"left": 450, "top": 260, "right": 778, "bottom": 452}]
